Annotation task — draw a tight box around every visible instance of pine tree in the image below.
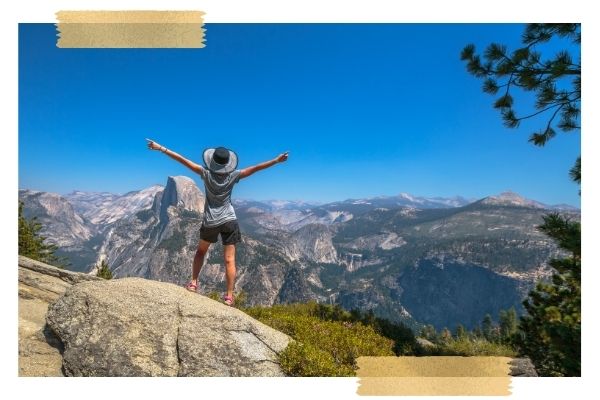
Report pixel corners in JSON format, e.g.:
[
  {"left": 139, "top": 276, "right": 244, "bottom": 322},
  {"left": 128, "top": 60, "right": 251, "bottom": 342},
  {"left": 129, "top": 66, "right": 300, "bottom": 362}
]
[
  {"left": 439, "top": 327, "right": 452, "bottom": 343},
  {"left": 420, "top": 324, "right": 437, "bottom": 341},
  {"left": 461, "top": 23, "right": 580, "bottom": 181},
  {"left": 18, "top": 201, "right": 65, "bottom": 267},
  {"left": 96, "top": 259, "right": 113, "bottom": 279},
  {"left": 515, "top": 213, "right": 580, "bottom": 376},
  {"left": 481, "top": 314, "right": 493, "bottom": 340},
  {"left": 455, "top": 324, "right": 467, "bottom": 339},
  {"left": 499, "top": 307, "right": 518, "bottom": 341},
  {"left": 362, "top": 309, "right": 376, "bottom": 326}
]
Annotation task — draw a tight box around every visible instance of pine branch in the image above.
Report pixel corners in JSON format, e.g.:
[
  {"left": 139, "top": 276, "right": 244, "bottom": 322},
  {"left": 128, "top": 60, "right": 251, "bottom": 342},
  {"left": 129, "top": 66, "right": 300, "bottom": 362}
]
[
  {"left": 462, "top": 23, "right": 580, "bottom": 148},
  {"left": 514, "top": 102, "right": 564, "bottom": 121}
]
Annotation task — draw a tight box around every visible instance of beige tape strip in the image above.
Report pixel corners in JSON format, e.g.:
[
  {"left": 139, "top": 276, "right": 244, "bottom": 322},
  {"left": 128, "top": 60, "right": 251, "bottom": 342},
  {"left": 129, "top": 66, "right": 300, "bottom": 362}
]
[
  {"left": 56, "top": 11, "right": 205, "bottom": 48},
  {"left": 356, "top": 356, "right": 512, "bottom": 396}
]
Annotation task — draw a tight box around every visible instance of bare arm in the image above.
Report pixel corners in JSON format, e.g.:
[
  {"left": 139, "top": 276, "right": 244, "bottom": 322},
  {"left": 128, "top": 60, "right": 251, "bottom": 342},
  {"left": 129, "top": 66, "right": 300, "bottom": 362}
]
[
  {"left": 146, "top": 138, "right": 204, "bottom": 175},
  {"left": 240, "top": 152, "right": 289, "bottom": 179}
]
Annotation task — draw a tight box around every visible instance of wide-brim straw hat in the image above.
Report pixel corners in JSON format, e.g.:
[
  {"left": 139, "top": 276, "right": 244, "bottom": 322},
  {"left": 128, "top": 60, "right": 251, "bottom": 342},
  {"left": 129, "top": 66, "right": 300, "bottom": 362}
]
[{"left": 203, "top": 147, "right": 238, "bottom": 174}]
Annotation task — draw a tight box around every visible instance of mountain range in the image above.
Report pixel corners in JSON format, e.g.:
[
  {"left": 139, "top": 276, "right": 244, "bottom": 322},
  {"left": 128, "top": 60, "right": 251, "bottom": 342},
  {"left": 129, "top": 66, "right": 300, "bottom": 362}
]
[{"left": 19, "top": 178, "right": 580, "bottom": 331}]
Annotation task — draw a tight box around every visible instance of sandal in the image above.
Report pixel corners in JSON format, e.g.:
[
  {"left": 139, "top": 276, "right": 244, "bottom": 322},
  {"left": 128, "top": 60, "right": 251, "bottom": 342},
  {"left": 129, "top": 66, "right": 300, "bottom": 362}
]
[
  {"left": 185, "top": 281, "right": 198, "bottom": 292},
  {"left": 223, "top": 294, "right": 235, "bottom": 306}
]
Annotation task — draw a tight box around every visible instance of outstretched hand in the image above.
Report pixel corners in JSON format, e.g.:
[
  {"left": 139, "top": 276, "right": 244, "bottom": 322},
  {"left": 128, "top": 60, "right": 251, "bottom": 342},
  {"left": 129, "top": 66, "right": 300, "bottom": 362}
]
[
  {"left": 146, "top": 138, "right": 163, "bottom": 151},
  {"left": 276, "top": 152, "right": 289, "bottom": 163},
  {"left": 240, "top": 151, "right": 289, "bottom": 179}
]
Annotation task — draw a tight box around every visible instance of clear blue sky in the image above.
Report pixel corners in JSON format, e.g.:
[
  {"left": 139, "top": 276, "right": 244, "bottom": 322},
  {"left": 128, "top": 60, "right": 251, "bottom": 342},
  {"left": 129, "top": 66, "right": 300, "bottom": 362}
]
[{"left": 19, "top": 23, "right": 581, "bottom": 206}]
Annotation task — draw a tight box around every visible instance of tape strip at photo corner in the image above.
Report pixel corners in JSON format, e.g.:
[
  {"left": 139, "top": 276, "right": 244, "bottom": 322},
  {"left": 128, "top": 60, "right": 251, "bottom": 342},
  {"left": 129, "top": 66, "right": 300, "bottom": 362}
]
[
  {"left": 56, "top": 11, "right": 205, "bottom": 48},
  {"left": 356, "top": 356, "right": 513, "bottom": 396}
]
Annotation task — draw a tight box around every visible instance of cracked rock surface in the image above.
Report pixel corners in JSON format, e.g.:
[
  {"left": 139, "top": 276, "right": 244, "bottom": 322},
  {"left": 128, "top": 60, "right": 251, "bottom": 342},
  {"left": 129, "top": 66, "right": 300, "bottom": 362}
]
[
  {"left": 18, "top": 256, "right": 102, "bottom": 376},
  {"left": 509, "top": 358, "right": 538, "bottom": 377},
  {"left": 46, "top": 277, "right": 291, "bottom": 376}
]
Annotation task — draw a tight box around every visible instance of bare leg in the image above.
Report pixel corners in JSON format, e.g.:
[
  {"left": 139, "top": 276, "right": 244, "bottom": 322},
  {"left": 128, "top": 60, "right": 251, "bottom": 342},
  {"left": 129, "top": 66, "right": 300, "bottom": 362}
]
[
  {"left": 224, "top": 244, "right": 236, "bottom": 297},
  {"left": 191, "top": 239, "right": 211, "bottom": 286}
]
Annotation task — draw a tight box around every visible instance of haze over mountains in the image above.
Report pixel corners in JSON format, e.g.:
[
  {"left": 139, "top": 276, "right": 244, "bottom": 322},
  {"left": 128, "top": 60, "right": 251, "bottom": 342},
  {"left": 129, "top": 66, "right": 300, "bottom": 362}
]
[{"left": 19, "top": 178, "right": 579, "bottom": 331}]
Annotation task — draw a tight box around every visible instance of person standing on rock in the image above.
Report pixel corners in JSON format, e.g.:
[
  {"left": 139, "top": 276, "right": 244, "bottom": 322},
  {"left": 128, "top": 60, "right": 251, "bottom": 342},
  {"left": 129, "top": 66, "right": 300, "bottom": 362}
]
[{"left": 146, "top": 139, "right": 288, "bottom": 306}]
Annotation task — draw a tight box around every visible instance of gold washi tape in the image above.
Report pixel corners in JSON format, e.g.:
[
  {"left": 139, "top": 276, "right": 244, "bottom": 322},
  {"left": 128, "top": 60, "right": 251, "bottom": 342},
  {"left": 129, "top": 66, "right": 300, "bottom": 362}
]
[
  {"left": 356, "top": 356, "right": 513, "bottom": 396},
  {"left": 56, "top": 11, "right": 205, "bottom": 48}
]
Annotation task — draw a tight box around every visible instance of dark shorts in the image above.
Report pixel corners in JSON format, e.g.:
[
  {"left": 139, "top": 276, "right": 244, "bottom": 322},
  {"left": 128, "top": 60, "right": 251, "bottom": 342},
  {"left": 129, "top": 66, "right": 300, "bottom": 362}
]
[{"left": 200, "top": 220, "right": 242, "bottom": 245}]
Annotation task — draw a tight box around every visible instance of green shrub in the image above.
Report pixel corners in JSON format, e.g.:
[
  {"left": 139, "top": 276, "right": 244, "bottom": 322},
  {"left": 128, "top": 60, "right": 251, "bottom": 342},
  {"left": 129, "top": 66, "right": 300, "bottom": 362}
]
[
  {"left": 96, "top": 260, "right": 113, "bottom": 280},
  {"left": 279, "top": 342, "right": 353, "bottom": 377},
  {"left": 423, "top": 337, "right": 517, "bottom": 357},
  {"left": 245, "top": 304, "right": 394, "bottom": 376},
  {"left": 234, "top": 290, "right": 248, "bottom": 308},
  {"left": 245, "top": 302, "right": 416, "bottom": 355},
  {"left": 207, "top": 291, "right": 221, "bottom": 301}
]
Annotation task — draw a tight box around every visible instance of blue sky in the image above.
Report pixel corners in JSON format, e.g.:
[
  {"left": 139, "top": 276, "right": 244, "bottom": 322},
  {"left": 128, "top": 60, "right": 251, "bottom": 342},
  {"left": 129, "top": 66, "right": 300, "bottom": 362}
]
[{"left": 19, "top": 23, "right": 581, "bottom": 206}]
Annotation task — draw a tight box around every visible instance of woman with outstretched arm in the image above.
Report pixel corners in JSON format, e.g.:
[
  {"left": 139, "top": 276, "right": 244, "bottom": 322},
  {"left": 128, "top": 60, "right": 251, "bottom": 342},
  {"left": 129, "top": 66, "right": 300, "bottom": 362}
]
[{"left": 146, "top": 139, "right": 288, "bottom": 306}]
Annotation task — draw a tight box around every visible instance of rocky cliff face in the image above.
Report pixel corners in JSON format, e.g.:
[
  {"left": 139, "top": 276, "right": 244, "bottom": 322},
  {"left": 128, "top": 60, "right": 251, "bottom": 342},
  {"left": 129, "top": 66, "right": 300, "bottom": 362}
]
[
  {"left": 19, "top": 190, "right": 94, "bottom": 247},
  {"left": 276, "top": 266, "right": 315, "bottom": 304},
  {"left": 66, "top": 185, "right": 163, "bottom": 226},
  {"left": 20, "top": 185, "right": 165, "bottom": 272},
  {"left": 18, "top": 256, "right": 102, "bottom": 376},
  {"left": 64, "top": 191, "right": 119, "bottom": 222},
  {"left": 159, "top": 176, "right": 205, "bottom": 221},
  {"left": 286, "top": 223, "right": 338, "bottom": 264},
  {"left": 100, "top": 176, "right": 205, "bottom": 283},
  {"left": 19, "top": 256, "right": 291, "bottom": 377}
]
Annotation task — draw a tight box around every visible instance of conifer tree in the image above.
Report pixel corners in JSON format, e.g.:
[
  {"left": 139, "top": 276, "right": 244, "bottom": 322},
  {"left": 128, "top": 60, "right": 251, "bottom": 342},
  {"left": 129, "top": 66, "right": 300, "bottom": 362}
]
[
  {"left": 455, "top": 324, "right": 467, "bottom": 339},
  {"left": 96, "top": 259, "right": 113, "bottom": 280},
  {"left": 461, "top": 23, "right": 581, "bottom": 181},
  {"left": 499, "top": 307, "right": 518, "bottom": 341},
  {"left": 420, "top": 324, "right": 437, "bottom": 341},
  {"left": 18, "top": 201, "right": 65, "bottom": 267},
  {"left": 481, "top": 314, "right": 494, "bottom": 340},
  {"left": 472, "top": 325, "right": 483, "bottom": 338},
  {"left": 439, "top": 327, "right": 452, "bottom": 342},
  {"left": 515, "top": 213, "right": 580, "bottom": 376}
]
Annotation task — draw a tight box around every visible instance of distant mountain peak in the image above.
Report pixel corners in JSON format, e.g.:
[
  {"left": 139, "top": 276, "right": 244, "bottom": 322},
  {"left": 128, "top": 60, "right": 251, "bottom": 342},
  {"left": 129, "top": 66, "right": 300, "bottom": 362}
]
[
  {"left": 398, "top": 192, "right": 416, "bottom": 201},
  {"left": 18, "top": 190, "right": 93, "bottom": 247},
  {"left": 159, "top": 176, "right": 205, "bottom": 221},
  {"left": 260, "top": 199, "right": 322, "bottom": 210},
  {"left": 68, "top": 189, "right": 113, "bottom": 196},
  {"left": 379, "top": 192, "right": 473, "bottom": 208},
  {"left": 549, "top": 203, "right": 580, "bottom": 212},
  {"left": 64, "top": 184, "right": 164, "bottom": 226},
  {"left": 480, "top": 191, "right": 545, "bottom": 208}
]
